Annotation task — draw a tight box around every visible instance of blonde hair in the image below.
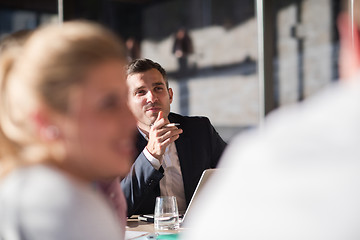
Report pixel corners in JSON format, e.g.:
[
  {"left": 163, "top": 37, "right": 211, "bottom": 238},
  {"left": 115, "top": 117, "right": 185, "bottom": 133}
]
[
  {"left": 0, "top": 21, "right": 127, "bottom": 176},
  {"left": 0, "top": 29, "right": 33, "bottom": 55}
]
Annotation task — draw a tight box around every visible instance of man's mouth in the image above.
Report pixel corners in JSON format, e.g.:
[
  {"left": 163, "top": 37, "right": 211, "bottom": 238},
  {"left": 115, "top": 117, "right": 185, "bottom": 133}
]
[
  {"left": 145, "top": 105, "right": 161, "bottom": 112},
  {"left": 146, "top": 107, "right": 160, "bottom": 111}
]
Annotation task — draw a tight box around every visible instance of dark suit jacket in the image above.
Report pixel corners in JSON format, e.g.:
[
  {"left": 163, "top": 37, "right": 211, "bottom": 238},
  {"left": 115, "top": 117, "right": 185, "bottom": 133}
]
[{"left": 121, "top": 112, "right": 227, "bottom": 216}]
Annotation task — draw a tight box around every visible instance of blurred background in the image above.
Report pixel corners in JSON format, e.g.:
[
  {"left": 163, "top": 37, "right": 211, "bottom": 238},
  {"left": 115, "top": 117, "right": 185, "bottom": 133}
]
[{"left": 0, "top": 0, "right": 341, "bottom": 142}]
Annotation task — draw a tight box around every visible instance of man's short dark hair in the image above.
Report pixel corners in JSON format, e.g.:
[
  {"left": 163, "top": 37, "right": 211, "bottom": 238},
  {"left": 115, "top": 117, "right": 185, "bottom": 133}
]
[{"left": 127, "top": 58, "right": 169, "bottom": 88}]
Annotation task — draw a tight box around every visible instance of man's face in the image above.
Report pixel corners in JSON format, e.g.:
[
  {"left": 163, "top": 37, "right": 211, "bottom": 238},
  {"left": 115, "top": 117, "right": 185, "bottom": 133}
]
[{"left": 127, "top": 68, "right": 173, "bottom": 130}]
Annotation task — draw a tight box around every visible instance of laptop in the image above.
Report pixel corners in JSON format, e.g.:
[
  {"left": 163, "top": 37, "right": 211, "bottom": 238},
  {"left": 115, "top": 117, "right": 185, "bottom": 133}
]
[
  {"left": 138, "top": 168, "right": 218, "bottom": 224},
  {"left": 181, "top": 168, "right": 217, "bottom": 224}
]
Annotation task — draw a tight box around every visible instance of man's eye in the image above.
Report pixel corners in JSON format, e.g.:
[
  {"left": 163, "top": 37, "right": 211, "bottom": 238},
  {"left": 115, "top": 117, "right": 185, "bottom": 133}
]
[
  {"left": 135, "top": 90, "right": 146, "bottom": 96},
  {"left": 155, "top": 87, "right": 164, "bottom": 91}
]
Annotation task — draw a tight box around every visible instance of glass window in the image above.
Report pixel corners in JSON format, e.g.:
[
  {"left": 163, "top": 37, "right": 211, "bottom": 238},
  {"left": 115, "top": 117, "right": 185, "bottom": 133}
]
[
  {"left": 0, "top": 0, "right": 342, "bottom": 143},
  {"left": 272, "top": 0, "right": 340, "bottom": 108},
  {"left": 0, "top": 2, "right": 58, "bottom": 39},
  {"left": 62, "top": 0, "right": 258, "bottom": 142}
]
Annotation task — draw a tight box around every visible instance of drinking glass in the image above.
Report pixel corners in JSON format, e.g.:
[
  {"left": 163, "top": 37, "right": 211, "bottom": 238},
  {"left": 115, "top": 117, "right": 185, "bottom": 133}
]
[{"left": 154, "top": 196, "right": 180, "bottom": 231}]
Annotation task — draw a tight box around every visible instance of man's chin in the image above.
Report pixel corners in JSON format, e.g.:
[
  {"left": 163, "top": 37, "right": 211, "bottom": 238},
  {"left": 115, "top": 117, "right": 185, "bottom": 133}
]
[
  {"left": 142, "top": 117, "right": 156, "bottom": 127},
  {"left": 149, "top": 119, "right": 157, "bottom": 126},
  {"left": 146, "top": 114, "right": 158, "bottom": 122}
]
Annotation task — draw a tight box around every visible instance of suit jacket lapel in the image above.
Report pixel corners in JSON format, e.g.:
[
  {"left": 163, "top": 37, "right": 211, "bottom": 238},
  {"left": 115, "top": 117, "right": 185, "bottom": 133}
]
[
  {"left": 169, "top": 113, "right": 193, "bottom": 204},
  {"left": 175, "top": 133, "right": 193, "bottom": 204},
  {"left": 135, "top": 132, "right": 147, "bottom": 162}
]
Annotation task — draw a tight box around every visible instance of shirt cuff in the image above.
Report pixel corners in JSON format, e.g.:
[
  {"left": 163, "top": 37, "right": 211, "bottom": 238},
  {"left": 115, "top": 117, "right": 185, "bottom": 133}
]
[{"left": 143, "top": 148, "right": 161, "bottom": 170}]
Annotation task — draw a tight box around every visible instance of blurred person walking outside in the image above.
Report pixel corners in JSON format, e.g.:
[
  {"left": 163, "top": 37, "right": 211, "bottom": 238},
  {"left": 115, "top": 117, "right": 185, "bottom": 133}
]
[
  {"left": 0, "top": 21, "right": 136, "bottom": 240},
  {"left": 172, "top": 28, "right": 193, "bottom": 76},
  {"left": 182, "top": 0, "right": 360, "bottom": 239},
  {"left": 125, "top": 37, "right": 141, "bottom": 62}
]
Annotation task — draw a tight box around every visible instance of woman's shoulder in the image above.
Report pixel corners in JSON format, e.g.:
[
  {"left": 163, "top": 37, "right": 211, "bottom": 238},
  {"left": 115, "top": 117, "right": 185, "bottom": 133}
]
[
  {"left": 1, "top": 164, "right": 86, "bottom": 200},
  {"left": 0, "top": 164, "right": 123, "bottom": 240}
]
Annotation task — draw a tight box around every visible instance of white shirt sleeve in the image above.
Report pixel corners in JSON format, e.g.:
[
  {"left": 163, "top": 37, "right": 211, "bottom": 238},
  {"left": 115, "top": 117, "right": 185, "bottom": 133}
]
[{"left": 143, "top": 147, "right": 162, "bottom": 170}]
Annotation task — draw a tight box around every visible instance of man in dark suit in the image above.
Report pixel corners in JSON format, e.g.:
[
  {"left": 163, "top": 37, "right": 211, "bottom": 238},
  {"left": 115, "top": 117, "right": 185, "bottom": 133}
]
[{"left": 121, "top": 58, "right": 227, "bottom": 216}]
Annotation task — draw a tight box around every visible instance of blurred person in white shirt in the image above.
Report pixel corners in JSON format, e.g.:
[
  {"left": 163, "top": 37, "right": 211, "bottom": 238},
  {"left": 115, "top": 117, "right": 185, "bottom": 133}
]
[{"left": 183, "top": 1, "right": 360, "bottom": 239}]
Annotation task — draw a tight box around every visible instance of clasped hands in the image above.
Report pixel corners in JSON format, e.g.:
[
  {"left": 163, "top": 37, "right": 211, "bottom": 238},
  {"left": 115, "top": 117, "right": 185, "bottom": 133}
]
[{"left": 146, "top": 111, "right": 183, "bottom": 162}]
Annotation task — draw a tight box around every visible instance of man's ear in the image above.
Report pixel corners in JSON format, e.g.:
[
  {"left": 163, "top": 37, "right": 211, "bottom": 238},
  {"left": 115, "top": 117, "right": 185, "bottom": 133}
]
[
  {"left": 168, "top": 88, "right": 174, "bottom": 104},
  {"left": 337, "top": 12, "right": 360, "bottom": 80}
]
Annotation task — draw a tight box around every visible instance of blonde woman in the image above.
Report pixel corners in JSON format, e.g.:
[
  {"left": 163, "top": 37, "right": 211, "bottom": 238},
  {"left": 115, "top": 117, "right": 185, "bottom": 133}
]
[{"left": 0, "top": 21, "right": 136, "bottom": 240}]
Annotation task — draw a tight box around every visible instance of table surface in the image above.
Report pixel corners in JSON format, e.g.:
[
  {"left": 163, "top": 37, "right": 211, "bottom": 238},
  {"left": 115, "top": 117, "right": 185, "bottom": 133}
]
[
  {"left": 126, "top": 215, "right": 186, "bottom": 234},
  {"left": 126, "top": 216, "right": 156, "bottom": 233}
]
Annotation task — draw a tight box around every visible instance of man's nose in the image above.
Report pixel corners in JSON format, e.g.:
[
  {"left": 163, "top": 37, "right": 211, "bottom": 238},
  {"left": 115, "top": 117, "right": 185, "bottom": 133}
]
[{"left": 146, "top": 91, "right": 158, "bottom": 102}]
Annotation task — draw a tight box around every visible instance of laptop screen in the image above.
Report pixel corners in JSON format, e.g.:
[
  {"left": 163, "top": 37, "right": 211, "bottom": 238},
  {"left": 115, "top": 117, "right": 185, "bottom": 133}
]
[{"left": 181, "top": 168, "right": 218, "bottom": 224}]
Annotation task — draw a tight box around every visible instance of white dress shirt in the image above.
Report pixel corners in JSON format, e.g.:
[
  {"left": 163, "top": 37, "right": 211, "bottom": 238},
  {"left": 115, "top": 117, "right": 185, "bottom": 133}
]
[{"left": 139, "top": 128, "right": 187, "bottom": 212}]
